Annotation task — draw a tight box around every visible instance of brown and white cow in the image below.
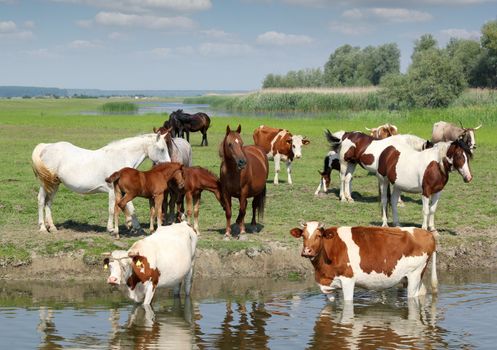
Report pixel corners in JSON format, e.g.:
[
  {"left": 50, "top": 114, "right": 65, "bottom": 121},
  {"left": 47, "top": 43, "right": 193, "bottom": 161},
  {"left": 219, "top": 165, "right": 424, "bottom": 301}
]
[
  {"left": 365, "top": 123, "right": 398, "bottom": 139},
  {"left": 103, "top": 221, "right": 197, "bottom": 305},
  {"left": 253, "top": 125, "right": 310, "bottom": 185},
  {"left": 431, "top": 121, "right": 481, "bottom": 153},
  {"left": 290, "top": 222, "right": 438, "bottom": 302}
]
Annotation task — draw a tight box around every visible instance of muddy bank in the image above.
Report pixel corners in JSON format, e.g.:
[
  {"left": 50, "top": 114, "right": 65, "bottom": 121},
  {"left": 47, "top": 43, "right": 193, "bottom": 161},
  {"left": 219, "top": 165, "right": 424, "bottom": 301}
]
[{"left": 1, "top": 230, "right": 496, "bottom": 281}]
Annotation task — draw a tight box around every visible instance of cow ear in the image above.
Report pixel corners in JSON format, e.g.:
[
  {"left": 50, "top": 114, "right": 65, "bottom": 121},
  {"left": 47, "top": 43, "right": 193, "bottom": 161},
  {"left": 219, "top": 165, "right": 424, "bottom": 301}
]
[
  {"left": 303, "top": 139, "right": 310, "bottom": 145},
  {"left": 236, "top": 124, "right": 242, "bottom": 133},
  {"left": 153, "top": 127, "right": 158, "bottom": 133},
  {"left": 226, "top": 125, "right": 231, "bottom": 135},
  {"left": 290, "top": 227, "right": 303, "bottom": 238},
  {"left": 103, "top": 257, "right": 109, "bottom": 268},
  {"left": 322, "top": 228, "right": 335, "bottom": 239}
]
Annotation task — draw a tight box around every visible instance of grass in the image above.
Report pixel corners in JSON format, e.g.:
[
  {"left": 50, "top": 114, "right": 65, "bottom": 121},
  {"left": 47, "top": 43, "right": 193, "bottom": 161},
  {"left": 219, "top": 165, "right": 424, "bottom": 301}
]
[{"left": 0, "top": 98, "right": 495, "bottom": 265}]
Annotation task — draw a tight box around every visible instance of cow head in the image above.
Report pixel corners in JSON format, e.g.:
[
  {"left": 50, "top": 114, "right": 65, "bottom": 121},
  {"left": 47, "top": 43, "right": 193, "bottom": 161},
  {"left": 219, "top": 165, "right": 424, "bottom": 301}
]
[
  {"left": 290, "top": 135, "right": 310, "bottom": 159},
  {"left": 446, "top": 139, "right": 473, "bottom": 183},
  {"left": 103, "top": 250, "right": 132, "bottom": 285},
  {"left": 290, "top": 221, "right": 332, "bottom": 259}
]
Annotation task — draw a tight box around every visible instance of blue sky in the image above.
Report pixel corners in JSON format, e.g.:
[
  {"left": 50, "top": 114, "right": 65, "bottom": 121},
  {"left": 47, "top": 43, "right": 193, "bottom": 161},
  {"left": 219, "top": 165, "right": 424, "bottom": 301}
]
[{"left": 0, "top": 0, "right": 495, "bottom": 90}]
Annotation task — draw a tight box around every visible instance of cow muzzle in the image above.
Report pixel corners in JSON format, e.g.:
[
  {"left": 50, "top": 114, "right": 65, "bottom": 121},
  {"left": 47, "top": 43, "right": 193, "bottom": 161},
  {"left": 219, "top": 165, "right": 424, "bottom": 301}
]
[
  {"left": 301, "top": 247, "right": 315, "bottom": 258},
  {"left": 107, "top": 276, "right": 119, "bottom": 285}
]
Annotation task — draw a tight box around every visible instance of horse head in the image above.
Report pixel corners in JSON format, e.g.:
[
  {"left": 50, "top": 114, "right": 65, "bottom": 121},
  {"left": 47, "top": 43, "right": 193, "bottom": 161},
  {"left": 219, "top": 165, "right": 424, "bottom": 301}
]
[
  {"left": 446, "top": 139, "right": 473, "bottom": 183},
  {"left": 147, "top": 132, "right": 171, "bottom": 164},
  {"left": 223, "top": 125, "right": 247, "bottom": 170}
]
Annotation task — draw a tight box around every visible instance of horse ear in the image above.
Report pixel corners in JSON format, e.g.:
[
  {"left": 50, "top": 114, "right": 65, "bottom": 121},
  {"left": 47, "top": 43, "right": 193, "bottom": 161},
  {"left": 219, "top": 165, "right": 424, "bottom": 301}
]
[
  {"left": 236, "top": 124, "right": 242, "bottom": 133},
  {"left": 226, "top": 125, "right": 231, "bottom": 135}
]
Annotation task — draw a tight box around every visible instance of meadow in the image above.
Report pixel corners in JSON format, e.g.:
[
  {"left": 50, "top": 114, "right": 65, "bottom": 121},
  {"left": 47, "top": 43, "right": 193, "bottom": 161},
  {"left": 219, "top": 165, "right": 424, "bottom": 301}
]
[{"left": 0, "top": 97, "right": 495, "bottom": 267}]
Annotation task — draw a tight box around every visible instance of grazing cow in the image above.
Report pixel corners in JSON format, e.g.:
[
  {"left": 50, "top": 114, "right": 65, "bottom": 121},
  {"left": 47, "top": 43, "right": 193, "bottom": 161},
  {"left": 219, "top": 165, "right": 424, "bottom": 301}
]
[
  {"left": 325, "top": 130, "right": 431, "bottom": 202},
  {"left": 103, "top": 221, "right": 197, "bottom": 305},
  {"left": 290, "top": 222, "right": 438, "bottom": 302},
  {"left": 431, "top": 121, "right": 481, "bottom": 153},
  {"left": 314, "top": 151, "right": 340, "bottom": 195},
  {"left": 253, "top": 125, "right": 310, "bottom": 185},
  {"left": 377, "top": 139, "right": 473, "bottom": 232},
  {"left": 365, "top": 123, "right": 398, "bottom": 139},
  {"left": 169, "top": 166, "right": 223, "bottom": 234},
  {"left": 105, "top": 162, "right": 185, "bottom": 236}
]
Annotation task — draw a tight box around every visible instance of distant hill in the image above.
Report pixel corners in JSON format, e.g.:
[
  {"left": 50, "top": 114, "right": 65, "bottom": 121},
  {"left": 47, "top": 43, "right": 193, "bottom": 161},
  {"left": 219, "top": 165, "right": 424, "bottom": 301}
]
[{"left": 0, "top": 86, "right": 247, "bottom": 98}]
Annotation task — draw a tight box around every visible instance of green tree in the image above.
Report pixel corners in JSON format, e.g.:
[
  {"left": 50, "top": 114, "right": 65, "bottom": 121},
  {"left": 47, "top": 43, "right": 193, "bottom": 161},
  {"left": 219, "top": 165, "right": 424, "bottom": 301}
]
[
  {"left": 445, "top": 38, "right": 482, "bottom": 86},
  {"left": 412, "top": 34, "right": 438, "bottom": 58},
  {"left": 324, "top": 44, "right": 362, "bottom": 86},
  {"left": 481, "top": 19, "right": 497, "bottom": 54}
]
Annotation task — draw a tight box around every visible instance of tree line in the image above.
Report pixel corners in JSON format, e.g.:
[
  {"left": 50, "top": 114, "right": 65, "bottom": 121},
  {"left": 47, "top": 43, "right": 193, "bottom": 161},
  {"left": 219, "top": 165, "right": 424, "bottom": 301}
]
[{"left": 262, "top": 20, "right": 497, "bottom": 108}]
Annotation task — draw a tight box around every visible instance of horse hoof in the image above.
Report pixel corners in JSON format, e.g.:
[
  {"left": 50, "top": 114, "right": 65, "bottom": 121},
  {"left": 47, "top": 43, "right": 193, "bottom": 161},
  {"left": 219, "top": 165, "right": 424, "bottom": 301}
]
[
  {"left": 347, "top": 198, "right": 355, "bottom": 203},
  {"left": 223, "top": 235, "right": 231, "bottom": 241},
  {"left": 39, "top": 226, "right": 48, "bottom": 233},
  {"left": 238, "top": 234, "right": 248, "bottom": 241}
]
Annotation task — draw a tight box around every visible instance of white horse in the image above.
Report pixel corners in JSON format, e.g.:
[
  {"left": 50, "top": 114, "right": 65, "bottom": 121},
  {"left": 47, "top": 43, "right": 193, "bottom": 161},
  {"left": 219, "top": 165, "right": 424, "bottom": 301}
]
[
  {"left": 378, "top": 139, "right": 473, "bottom": 232},
  {"left": 31, "top": 133, "right": 171, "bottom": 233}
]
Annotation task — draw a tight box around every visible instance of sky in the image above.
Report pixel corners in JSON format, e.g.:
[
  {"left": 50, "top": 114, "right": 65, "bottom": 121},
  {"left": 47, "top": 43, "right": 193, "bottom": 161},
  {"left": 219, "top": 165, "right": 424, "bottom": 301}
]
[{"left": 0, "top": 0, "right": 495, "bottom": 90}]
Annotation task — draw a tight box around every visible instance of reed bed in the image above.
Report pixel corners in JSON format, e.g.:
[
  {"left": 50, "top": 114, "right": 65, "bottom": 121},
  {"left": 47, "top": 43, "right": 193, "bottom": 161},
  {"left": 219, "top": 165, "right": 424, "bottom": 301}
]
[{"left": 99, "top": 101, "right": 138, "bottom": 113}]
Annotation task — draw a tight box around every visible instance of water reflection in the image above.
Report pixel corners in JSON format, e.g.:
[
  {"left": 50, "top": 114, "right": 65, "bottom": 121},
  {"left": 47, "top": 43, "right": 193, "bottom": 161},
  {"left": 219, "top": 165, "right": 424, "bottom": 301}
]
[{"left": 1, "top": 275, "right": 496, "bottom": 349}]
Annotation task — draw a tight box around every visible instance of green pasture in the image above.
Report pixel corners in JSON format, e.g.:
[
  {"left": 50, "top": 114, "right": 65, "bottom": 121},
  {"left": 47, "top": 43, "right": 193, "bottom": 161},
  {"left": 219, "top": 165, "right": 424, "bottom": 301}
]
[{"left": 0, "top": 98, "right": 495, "bottom": 265}]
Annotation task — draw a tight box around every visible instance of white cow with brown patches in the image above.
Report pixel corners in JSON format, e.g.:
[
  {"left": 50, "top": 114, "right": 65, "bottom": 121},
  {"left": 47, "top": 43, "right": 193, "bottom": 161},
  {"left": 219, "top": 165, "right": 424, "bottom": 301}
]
[
  {"left": 103, "top": 221, "right": 197, "bottom": 305},
  {"left": 290, "top": 222, "right": 438, "bottom": 302},
  {"left": 253, "top": 125, "right": 310, "bottom": 185}
]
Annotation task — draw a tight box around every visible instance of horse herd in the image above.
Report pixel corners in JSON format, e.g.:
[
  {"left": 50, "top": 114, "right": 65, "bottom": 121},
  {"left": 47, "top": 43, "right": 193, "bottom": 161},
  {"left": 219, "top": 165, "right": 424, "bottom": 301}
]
[{"left": 31, "top": 113, "right": 481, "bottom": 303}]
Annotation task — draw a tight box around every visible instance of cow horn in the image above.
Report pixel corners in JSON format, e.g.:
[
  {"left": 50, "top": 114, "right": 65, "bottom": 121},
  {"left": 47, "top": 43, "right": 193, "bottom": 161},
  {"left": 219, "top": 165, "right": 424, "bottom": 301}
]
[
  {"left": 298, "top": 220, "right": 306, "bottom": 228},
  {"left": 365, "top": 127, "right": 371, "bottom": 131},
  {"left": 318, "top": 222, "right": 325, "bottom": 229},
  {"left": 474, "top": 124, "right": 482, "bottom": 130}
]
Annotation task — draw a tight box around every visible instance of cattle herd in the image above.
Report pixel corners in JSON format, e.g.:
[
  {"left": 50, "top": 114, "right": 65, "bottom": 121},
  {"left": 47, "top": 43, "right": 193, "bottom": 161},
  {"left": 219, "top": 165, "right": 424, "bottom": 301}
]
[{"left": 31, "top": 112, "right": 480, "bottom": 305}]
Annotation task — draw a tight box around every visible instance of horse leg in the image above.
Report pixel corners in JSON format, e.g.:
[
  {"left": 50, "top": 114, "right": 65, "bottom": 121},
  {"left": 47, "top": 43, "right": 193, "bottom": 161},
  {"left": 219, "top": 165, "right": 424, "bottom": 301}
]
[
  {"left": 286, "top": 159, "right": 293, "bottom": 185},
  {"left": 149, "top": 198, "right": 155, "bottom": 232},
  {"left": 273, "top": 154, "right": 281, "bottom": 184},
  {"left": 107, "top": 190, "right": 116, "bottom": 233},
  {"left": 186, "top": 130, "right": 190, "bottom": 143},
  {"left": 236, "top": 195, "right": 248, "bottom": 235},
  {"left": 421, "top": 195, "right": 430, "bottom": 230},
  {"left": 44, "top": 185, "right": 59, "bottom": 232},
  {"left": 193, "top": 193, "right": 200, "bottom": 233},
  {"left": 202, "top": 130, "right": 208, "bottom": 146},
  {"left": 339, "top": 161, "right": 348, "bottom": 202},
  {"left": 155, "top": 193, "right": 164, "bottom": 229},
  {"left": 379, "top": 178, "right": 389, "bottom": 227},
  {"left": 345, "top": 163, "right": 356, "bottom": 203},
  {"left": 112, "top": 189, "right": 122, "bottom": 237},
  {"left": 37, "top": 187, "right": 48, "bottom": 232},
  {"left": 223, "top": 194, "right": 232, "bottom": 238},
  {"left": 391, "top": 187, "right": 402, "bottom": 227},
  {"left": 428, "top": 192, "right": 441, "bottom": 233},
  {"left": 185, "top": 192, "right": 193, "bottom": 225}
]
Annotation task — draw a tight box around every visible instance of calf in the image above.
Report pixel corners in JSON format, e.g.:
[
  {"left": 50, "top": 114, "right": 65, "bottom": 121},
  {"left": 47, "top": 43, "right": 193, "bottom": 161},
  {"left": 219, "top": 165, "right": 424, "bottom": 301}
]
[
  {"left": 314, "top": 151, "right": 340, "bottom": 195},
  {"left": 103, "top": 221, "right": 197, "bottom": 305},
  {"left": 253, "top": 125, "right": 310, "bottom": 185},
  {"left": 105, "top": 162, "right": 184, "bottom": 236},
  {"left": 431, "top": 121, "right": 481, "bottom": 153},
  {"left": 290, "top": 221, "right": 438, "bottom": 302},
  {"left": 365, "top": 123, "right": 398, "bottom": 139},
  {"left": 377, "top": 139, "right": 472, "bottom": 232}
]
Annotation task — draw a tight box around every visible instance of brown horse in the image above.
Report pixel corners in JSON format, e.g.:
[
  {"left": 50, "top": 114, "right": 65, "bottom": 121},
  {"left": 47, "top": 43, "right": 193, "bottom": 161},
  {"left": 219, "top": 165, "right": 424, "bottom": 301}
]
[
  {"left": 168, "top": 109, "right": 211, "bottom": 146},
  {"left": 105, "top": 162, "right": 184, "bottom": 237},
  {"left": 168, "top": 166, "right": 223, "bottom": 234},
  {"left": 219, "top": 125, "right": 269, "bottom": 238}
]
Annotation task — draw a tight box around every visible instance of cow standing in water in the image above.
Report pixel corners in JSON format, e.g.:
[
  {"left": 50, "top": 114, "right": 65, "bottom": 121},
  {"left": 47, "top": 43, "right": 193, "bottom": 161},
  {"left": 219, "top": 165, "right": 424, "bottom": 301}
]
[
  {"left": 253, "top": 125, "right": 310, "bottom": 185},
  {"left": 290, "top": 221, "right": 438, "bottom": 302}
]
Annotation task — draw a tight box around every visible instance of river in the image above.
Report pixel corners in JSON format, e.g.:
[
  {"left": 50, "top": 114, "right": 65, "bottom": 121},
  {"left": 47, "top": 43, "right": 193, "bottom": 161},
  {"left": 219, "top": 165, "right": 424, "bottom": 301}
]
[{"left": 0, "top": 270, "right": 496, "bottom": 349}]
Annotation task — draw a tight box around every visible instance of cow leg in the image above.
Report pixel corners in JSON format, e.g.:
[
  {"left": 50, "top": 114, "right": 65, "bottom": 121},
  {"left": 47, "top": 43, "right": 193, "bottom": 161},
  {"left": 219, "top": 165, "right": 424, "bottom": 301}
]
[
  {"left": 339, "top": 277, "right": 355, "bottom": 302},
  {"left": 236, "top": 195, "right": 248, "bottom": 235},
  {"left": 44, "top": 185, "right": 59, "bottom": 232},
  {"left": 37, "top": 186, "right": 48, "bottom": 232},
  {"left": 273, "top": 154, "right": 281, "bottom": 184},
  {"left": 339, "top": 162, "right": 347, "bottom": 201},
  {"left": 142, "top": 281, "right": 156, "bottom": 305},
  {"left": 428, "top": 192, "right": 441, "bottom": 233},
  {"left": 379, "top": 178, "right": 389, "bottom": 227},
  {"left": 149, "top": 198, "right": 156, "bottom": 232},
  {"left": 421, "top": 195, "right": 430, "bottom": 230},
  {"left": 407, "top": 266, "right": 427, "bottom": 298},
  {"left": 391, "top": 187, "right": 402, "bottom": 227},
  {"left": 286, "top": 159, "right": 293, "bottom": 185}
]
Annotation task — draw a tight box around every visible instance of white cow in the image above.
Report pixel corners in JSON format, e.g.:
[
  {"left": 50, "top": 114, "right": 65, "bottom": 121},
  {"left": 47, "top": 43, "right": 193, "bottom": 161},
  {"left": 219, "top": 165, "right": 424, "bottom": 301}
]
[{"left": 103, "top": 221, "right": 197, "bottom": 305}]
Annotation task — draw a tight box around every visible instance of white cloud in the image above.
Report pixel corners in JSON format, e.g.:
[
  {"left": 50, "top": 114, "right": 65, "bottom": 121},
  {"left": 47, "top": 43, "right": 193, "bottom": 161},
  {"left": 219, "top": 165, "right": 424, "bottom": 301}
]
[
  {"left": 51, "top": 0, "right": 211, "bottom": 13},
  {"left": 199, "top": 42, "right": 254, "bottom": 57},
  {"left": 25, "top": 48, "right": 61, "bottom": 59},
  {"left": 23, "top": 21, "right": 35, "bottom": 29},
  {"left": 329, "top": 21, "right": 372, "bottom": 36},
  {"left": 142, "top": 45, "right": 195, "bottom": 59},
  {"left": 68, "top": 39, "right": 101, "bottom": 49},
  {"left": 108, "top": 31, "right": 126, "bottom": 40},
  {"left": 256, "top": 31, "right": 313, "bottom": 46},
  {"left": 441, "top": 28, "right": 481, "bottom": 40},
  {"left": 76, "top": 19, "right": 93, "bottom": 28},
  {"left": 0, "top": 21, "right": 17, "bottom": 33},
  {"left": 342, "top": 8, "right": 433, "bottom": 23},
  {"left": 150, "top": 47, "right": 172, "bottom": 58},
  {"left": 200, "top": 29, "right": 233, "bottom": 39},
  {"left": 94, "top": 12, "right": 196, "bottom": 30}
]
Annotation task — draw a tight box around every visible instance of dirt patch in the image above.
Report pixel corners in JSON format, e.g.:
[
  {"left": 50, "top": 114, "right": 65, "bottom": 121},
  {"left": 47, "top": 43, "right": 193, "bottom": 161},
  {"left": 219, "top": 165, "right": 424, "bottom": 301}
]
[{"left": 1, "top": 226, "right": 496, "bottom": 281}]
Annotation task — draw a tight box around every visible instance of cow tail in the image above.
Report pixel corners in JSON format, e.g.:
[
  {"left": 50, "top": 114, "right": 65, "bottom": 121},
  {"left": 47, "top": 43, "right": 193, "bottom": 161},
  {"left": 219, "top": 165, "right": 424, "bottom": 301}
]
[
  {"left": 105, "top": 171, "right": 121, "bottom": 184},
  {"left": 431, "top": 250, "right": 438, "bottom": 294},
  {"left": 31, "top": 143, "right": 60, "bottom": 197}
]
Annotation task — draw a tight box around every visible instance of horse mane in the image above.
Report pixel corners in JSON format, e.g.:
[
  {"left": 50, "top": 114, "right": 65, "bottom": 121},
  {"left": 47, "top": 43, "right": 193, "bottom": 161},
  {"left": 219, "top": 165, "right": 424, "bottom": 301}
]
[
  {"left": 103, "top": 134, "right": 154, "bottom": 149},
  {"left": 454, "top": 138, "right": 473, "bottom": 159}
]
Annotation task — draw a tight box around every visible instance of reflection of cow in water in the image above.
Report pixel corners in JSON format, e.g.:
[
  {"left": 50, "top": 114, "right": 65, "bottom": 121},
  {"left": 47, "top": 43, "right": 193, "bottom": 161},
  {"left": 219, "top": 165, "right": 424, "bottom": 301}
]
[
  {"left": 167, "top": 109, "right": 211, "bottom": 146},
  {"left": 308, "top": 297, "right": 445, "bottom": 349}
]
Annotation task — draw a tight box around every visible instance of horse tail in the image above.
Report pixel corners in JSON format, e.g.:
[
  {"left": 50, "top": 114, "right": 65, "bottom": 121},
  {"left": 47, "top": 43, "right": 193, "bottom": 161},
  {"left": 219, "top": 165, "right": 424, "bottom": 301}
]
[
  {"left": 105, "top": 171, "right": 121, "bottom": 184},
  {"left": 256, "top": 185, "right": 267, "bottom": 223},
  {"left": 324, "top": 129, "right": 342, "bottom": 152},
  {"left": 31, "top": 143, "right": 60, "bottom": 196}
]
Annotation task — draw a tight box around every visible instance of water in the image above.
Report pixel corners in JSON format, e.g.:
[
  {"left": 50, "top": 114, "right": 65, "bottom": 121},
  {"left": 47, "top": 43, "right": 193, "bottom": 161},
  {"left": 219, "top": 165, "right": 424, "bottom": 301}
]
[{"left": 1, "top": 271, "right": 496, "bottom": 349}]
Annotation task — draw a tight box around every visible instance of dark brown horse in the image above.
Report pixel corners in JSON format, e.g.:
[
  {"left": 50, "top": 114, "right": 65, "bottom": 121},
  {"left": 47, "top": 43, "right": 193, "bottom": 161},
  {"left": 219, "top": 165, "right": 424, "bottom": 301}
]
[
  {"left": 105, "top": 162, "right": 184, "bottom": 236},
  {"left": 219, "top": 125, "right": 269, "bottom": 238},
  {"left": 168, "top": 109, "right": 211, "bottom": 146}
]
